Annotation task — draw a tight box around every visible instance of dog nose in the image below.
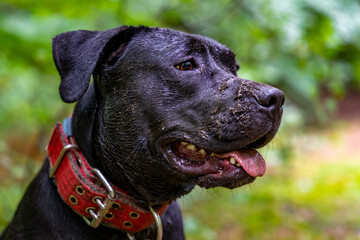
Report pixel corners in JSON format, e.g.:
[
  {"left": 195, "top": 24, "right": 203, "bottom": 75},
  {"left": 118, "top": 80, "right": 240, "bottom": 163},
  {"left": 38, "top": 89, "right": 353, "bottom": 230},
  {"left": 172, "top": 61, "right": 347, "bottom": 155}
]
[{"left": 256, "top": 87, "right": 285, "bottom": 111}]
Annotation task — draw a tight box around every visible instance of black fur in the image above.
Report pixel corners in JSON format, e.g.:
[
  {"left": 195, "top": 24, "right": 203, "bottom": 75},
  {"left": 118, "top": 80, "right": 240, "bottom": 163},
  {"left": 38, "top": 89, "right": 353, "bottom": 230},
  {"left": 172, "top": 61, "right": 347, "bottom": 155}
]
[{"left": 1, "top": 26, "right": 284, "bottom": 239}]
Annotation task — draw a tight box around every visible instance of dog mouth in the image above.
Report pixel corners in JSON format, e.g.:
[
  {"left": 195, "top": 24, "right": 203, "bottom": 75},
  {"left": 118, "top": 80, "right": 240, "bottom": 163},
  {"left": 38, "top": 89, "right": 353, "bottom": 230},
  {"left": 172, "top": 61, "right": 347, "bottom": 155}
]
[{"left": 162, "top": 137, "right": 268, "bottom": 188}]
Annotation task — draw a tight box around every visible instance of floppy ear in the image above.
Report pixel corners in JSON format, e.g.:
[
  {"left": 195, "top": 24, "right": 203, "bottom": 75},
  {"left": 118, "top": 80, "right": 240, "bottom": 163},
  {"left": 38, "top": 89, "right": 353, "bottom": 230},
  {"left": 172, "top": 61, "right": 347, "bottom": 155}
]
[{"left": 52, "top": 26, "right": 139, "bottom": 103}]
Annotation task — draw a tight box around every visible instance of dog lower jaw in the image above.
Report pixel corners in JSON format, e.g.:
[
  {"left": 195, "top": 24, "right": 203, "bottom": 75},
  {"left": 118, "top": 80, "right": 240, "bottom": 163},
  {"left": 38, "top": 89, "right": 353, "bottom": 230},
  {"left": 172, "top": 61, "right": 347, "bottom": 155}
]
[
  {"left": 161, "top": 141, "right": 265, "bottom": 189},
  {"left": 197, "top": 173, "right": 256, "bottom": 189},
  {"left": 195, "top": 160, "right": 256, "bottom": 189}
]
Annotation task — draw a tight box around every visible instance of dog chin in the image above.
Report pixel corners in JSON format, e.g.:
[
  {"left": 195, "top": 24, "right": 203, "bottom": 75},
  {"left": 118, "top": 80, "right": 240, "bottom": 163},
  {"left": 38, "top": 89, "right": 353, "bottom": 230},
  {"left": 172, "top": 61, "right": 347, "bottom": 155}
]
[{"left": 197, "top": 173, "right": 256, "bottom": 189}]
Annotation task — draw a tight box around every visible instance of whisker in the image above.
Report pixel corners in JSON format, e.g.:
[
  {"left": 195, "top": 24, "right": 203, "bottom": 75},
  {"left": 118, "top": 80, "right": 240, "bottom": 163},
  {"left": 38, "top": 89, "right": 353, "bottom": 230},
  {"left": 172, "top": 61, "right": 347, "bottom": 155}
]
[{"left": 123, "top": 131, "right": 148, "bottom": 164}]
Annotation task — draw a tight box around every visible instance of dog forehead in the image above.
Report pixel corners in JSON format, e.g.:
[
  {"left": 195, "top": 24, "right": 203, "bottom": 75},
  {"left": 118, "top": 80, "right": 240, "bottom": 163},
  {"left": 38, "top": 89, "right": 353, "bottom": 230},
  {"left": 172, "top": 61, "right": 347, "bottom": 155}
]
[{"left": 131, "top": 27, "right": 233, "bottom": 57}]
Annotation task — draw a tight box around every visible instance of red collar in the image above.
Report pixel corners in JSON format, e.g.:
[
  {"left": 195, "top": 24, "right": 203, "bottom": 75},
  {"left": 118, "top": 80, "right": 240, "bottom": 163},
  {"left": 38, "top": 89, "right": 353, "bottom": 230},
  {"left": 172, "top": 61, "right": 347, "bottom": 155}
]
[{"left": 47, "top": 121, "right": 168, "bottom": 234}]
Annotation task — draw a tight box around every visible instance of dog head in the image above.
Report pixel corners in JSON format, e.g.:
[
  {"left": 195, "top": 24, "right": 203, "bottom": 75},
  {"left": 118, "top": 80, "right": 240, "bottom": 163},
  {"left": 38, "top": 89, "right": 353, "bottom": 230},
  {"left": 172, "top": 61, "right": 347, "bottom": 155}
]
[{"left": 52, "top": 26, "right": 284, "bottom": 204}]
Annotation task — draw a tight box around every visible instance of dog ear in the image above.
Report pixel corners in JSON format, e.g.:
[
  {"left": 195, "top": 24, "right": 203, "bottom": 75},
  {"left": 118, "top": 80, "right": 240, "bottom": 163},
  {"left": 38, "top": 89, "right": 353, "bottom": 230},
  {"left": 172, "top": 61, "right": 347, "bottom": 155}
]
[{"left": 52, "top": 26, "right": 140, "bottom": 103}]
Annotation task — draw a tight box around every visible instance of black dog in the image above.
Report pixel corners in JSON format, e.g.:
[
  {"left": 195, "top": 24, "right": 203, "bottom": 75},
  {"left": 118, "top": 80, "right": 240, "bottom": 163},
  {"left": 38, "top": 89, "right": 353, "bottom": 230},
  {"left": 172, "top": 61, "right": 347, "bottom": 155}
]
[{"left": 1, "top": 26, "right": 284, "bottom": 240}]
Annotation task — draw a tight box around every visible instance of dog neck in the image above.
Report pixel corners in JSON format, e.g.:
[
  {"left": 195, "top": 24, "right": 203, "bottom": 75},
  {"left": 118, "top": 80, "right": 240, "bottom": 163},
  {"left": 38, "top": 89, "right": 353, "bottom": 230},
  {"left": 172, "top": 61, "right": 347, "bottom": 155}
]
[
  {"left": 71, "top": 84, "right": 98, "bottom": 168},
  {"left": 71, "top": 84, "right": 147, "bottom": 202}
]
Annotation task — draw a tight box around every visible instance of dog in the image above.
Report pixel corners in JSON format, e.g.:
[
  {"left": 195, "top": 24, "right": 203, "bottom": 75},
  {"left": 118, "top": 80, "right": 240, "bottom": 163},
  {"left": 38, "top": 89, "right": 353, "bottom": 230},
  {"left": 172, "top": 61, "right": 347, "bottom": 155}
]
[{"left": 1, "top": 26, "right": 284, "bottom": 240}]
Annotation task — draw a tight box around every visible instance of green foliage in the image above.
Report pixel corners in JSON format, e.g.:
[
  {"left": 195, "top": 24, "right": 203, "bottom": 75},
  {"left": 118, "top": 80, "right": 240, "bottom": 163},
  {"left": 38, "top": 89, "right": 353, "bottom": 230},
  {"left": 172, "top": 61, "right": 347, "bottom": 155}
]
[{"left": 0, "top": 185, "right": 25, "bottom": 231}]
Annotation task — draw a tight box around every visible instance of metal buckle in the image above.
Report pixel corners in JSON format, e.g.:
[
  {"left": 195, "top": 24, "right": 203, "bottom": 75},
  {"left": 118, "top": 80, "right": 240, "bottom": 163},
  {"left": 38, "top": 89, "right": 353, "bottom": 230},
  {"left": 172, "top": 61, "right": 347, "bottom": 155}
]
[
  {"left": 49, "top": 144, "right": 78, "bottom": 178},
  {"left": 83, "top": 168, "right": 116, "bottom": 228},
  {"left": 149, "top": 206, "right": 163, "bottom": 240}
]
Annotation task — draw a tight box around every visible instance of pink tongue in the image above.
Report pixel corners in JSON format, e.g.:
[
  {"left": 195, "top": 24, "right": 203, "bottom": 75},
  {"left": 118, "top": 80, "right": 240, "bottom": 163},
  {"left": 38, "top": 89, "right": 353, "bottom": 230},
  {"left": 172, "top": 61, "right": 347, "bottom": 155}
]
[{"left": 216, "top": 149, "right": 266, "bottom": 177}]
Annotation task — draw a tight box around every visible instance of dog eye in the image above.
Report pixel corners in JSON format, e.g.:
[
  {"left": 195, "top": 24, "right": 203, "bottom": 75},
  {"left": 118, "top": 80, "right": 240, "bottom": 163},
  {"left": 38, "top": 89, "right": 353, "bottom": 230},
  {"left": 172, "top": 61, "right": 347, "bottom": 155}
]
[{"left": 175, "top": 60, "right": 195, "bottom": 71}]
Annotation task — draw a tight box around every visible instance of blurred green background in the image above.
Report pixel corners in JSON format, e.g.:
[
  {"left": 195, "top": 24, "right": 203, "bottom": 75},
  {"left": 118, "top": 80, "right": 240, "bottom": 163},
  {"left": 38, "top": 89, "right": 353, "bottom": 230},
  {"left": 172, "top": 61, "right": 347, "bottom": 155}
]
[{"left": 1, "top": 0, "right": 360, "bottom": 239}]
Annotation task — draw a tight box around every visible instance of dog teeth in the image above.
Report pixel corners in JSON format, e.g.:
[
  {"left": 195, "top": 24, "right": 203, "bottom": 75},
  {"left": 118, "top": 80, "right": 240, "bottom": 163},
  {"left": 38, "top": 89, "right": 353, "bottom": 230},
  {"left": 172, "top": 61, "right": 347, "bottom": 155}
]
[
  {"left": 198, "top": 149, "right": 206, "bottom": 155},
  {"left": 186, "top": 144, "right": 197, "bottom": 151},
  {"left": 230, "top": 157, "right": 236, "bottom": 165},
  {"left": 179, "top": 141, "right": 241, "bottom": 167},
  {"left": 229, "top": 157, "right": 241, "bottom": 167},
  {"left": 180, "top": 142, "right": 207, "bottom": 155}
]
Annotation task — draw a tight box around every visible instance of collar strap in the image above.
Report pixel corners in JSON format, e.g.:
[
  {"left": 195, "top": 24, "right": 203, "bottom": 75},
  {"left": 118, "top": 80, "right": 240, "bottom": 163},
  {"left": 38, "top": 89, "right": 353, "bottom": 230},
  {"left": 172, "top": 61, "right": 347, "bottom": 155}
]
[{"left": 47, "top": 121, "right": 168, "bottom": 233}]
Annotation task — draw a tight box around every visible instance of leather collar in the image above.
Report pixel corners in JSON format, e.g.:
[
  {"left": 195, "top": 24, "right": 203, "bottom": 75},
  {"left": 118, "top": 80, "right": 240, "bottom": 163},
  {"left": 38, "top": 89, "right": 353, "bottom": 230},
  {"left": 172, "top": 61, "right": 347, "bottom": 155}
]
[{"left": 47, "top": 119, "right": 168, "bottom": 233}]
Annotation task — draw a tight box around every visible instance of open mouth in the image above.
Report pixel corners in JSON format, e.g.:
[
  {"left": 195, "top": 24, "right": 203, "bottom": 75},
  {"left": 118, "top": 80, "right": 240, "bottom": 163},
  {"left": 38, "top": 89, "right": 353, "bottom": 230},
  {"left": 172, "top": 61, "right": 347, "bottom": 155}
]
[{"left": 163, "top": 139, "right": 267, "bottom": 187}]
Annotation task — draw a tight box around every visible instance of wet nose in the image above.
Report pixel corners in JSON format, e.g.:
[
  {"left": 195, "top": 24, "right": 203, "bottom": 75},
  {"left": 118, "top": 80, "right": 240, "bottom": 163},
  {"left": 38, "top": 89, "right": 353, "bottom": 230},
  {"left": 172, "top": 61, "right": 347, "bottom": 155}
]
[{"left": 256, "top": 87, "right": 285, "bottom": 111}]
